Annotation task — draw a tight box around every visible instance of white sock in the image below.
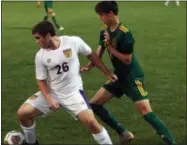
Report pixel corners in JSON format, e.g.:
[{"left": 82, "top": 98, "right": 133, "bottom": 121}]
[
  {"left": 20, "top": 122, "right": 36, "bottom": 144},
  {"left": 165, "top": 0, "right": 169, "bottom": 5},
  {"left": 176, "top": 1, "right": 180, "bottom": 6},
  {"left": 92, "top": 127, "right": 112, "bottom": 144}
]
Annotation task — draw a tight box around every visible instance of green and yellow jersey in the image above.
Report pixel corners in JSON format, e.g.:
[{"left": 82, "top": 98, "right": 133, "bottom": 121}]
[{"left": 99, "top": 23, "right": 144, "bottom": 80}]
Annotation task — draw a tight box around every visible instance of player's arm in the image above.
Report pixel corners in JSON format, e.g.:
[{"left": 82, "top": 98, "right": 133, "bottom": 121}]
[
  {"left": 36, "top": 80, "right": 60, "bottom": 111},
  {"left": 107, "top": 44, "right": 132, "bottom": 65},
  {"left": 88, "top": 52, "right": 110, "bottom": 75},
  {"left": 87, "top": 45, "right": 105, "bottom": 69},
  {"left": 96, "top": 45, "right": 105, "bottom": 58},
  {"left": 35, "top": 53, "right": 52, "bottom": 101},
  {"left": 87, "top": 52, "right": 117, "bottom": 82},
  {"left": 37, "top": 80, "right": 51, "bottom": 103},
  {"left": 86, "top": 30, "right": 106, "bottom": 69},
  {"left": 105, "top": 31, "right": 133, "bottom": 65},
  {"left": 76, "top": 36, "right": 117, "bottom": 82},
  {"left": 35, "top": 52, "right": 60, "bottom": 111}
]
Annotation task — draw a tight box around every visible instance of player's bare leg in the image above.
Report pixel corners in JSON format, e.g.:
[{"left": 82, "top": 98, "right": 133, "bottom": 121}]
[
  {"left": 90, "top": 87, "right": 134, "bottom": 145},
  {"left": 90, "top": 87, "right": 112, "bottom": 105},
  {"left": 17, "top": 103, "right": 41, "bottom": 145},
  {"left": 136, "top": 99, "right": 176, "bottom": 145},
  {"left": 77, "top": 109, "right": 112, "bottom": 144},
  {"left": 48, "top": 9, "right": 64, "bottom": 31}
]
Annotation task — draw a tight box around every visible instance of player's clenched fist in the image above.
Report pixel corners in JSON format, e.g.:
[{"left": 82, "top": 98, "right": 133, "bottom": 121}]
[{"left": 103, "top": 30, "right": 110, "bottom": 46}]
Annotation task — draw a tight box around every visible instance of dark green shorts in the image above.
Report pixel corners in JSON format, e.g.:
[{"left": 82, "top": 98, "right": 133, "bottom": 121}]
[
  {"left": 103, "top": 76, "right": 149, "bottom": 102},
  {"left": 44, "top": 1, "right": 53, "bottom": 12}
]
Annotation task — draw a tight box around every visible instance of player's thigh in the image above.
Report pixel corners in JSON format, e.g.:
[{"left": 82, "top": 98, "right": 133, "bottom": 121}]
[
  {"left": 24, "top": 92, "right": 52, "bottom": 117},
  {"left": 125, "top": 77, "right": 149, "bottom": 102},
  {"left": 57, "top": 90, "right": 91, "bottom": 119},
  {"left": 89, "top": 87, "right": 112, "bottom": 105},
  {"left": 125, "top": 77, "right": 152, "bottom": 114},
  {"left": 90, "top": 81, "right": 123, "bottom": 105},
  {"left": 17, "top": 103, "right": 43, "bottom": 120}
]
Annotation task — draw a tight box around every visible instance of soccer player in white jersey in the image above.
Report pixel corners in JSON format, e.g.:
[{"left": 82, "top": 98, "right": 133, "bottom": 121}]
[
  {"left": 17, "top": 21, "right": 118, "bottom": 145},
  {"left": 165, "top": 0, "right": 180, "bottom": 6}
]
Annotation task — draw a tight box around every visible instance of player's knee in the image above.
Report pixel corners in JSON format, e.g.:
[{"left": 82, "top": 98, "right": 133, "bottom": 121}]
[
  {"left": 47, "top": 11, "right": 54, "bottom": 17},
  {"left": 47, "top": 13, "right": 51, "bottom": 17},
  {"left": 80, "top": 111, "right": 97, "bottom": 127},
  {"left": 85, "top": 117, "right": 98, "bottom": 129},
  {"left": 136, "top": 101, "right": 152, "bottom": 115},
  {"left": 17, "top": 107, "right": 28, "bottom": 121},
  {"left": 82, "top": 115, "right": 102, "bottom": 133},
  {"left": 17, "top": 105, "right": 34, "bottom": 121},
  {"left": 140, "top": 106, "right": 151, "bottom": 115},
  {"left": 51, "top": 12, "right": 56, "bottom": 17}
]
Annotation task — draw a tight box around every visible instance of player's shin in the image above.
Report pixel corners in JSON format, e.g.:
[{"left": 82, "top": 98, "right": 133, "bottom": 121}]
[
  {"left": 20, "top": 121, "right": 37, "bottom": 144},
  {"left": 43, "top": 16, "right": 48, "bottom": 21},
  {"left": 92, "top": 127, "right": 113, "bottom": 144},
  {"left": 91, "top": 104, "right": 126, "bottom": 135},
  {"left": 143, "top": 112, "right": 176, "bottom": 145},
  {"left": 51, "top": 16, "right": 60, "bottom": 29}
]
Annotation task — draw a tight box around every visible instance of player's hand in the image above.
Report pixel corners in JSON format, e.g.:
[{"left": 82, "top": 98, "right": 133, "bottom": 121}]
[
  {"left": 103, "top": 30, "right": 110, "bottom": 45},
  {"left": 80, "top": 66, "right": 90, "bottom": 73},
  {"left": 106, "top": 72, "right": 118, "bottom": 82},
  {"left": 103, "top": 30, "right": 115, "bottom": 53},
  {"left": 48, "top": 98, "right": 60, "bottom": 111},
  {"left": 80, "top": 62, "right": 94, "bottom": 73}
]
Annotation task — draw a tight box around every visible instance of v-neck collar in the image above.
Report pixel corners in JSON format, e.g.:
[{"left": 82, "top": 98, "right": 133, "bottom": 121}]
[{"left": 107, "top": 22, "right": 121, "bottom": 33}]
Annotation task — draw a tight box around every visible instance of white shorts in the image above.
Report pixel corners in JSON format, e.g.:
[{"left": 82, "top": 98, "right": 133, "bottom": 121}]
[{"left": 25, "top": 90, "right": 91, "bottom": 118}]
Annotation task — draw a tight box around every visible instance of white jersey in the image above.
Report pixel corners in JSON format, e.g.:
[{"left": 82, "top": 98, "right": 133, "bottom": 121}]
[{"left": 35, "top": 36, "right": 92, "bottom": 97}]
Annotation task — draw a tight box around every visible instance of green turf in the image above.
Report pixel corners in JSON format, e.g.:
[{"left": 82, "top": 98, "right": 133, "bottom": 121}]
[{"left": 2, "top": 1, "right": 186, "bottom": 144}]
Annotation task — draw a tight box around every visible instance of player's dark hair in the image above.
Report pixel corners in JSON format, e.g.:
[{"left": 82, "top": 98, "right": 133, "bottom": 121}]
[
  {"left": 32, "top": 21, "right": 56, "bottom": 37},
  {"left": 95, "top": 1, "right": 118, "bottom": 15}
]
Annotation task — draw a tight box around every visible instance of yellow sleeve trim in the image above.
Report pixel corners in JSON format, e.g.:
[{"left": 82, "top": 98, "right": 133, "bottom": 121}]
[
  {"left": 119, "top": 25, "right": 129, "bottom": 33},
  {"left": 102, "top": 24, "right": 108, "bottom": 30}
]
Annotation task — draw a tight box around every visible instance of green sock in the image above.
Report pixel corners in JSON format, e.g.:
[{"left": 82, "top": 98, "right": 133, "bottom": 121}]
[
  {"left": 51, "top": 16, "right": 60, "bottom": 29},
  {"left": 43, "top": 16, "right": 48, "bottom": 21},
  {"left": 91, "top": 104, "right": 126, "bottom": 135},
  {"left": 143, "top": 112, "right": 176, "bottom": 145}
]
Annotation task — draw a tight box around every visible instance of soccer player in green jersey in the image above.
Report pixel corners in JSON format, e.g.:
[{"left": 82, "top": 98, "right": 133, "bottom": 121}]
[
  {"left": 37, "top": 0, "right": 64, "bottom": 31},
  {"left": 81, "top": 1, "right": 176, "bottom": 145}
]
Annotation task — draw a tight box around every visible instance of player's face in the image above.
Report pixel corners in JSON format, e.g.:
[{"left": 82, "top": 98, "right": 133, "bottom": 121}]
[
  {"left": 33, "top": 33, "right": 50, "bottom": 48},
  {"left": 98, "top": 13, "right": 112, "bottom": 25}
]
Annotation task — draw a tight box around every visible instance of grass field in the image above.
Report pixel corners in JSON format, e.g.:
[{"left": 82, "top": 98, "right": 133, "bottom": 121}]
[{"left": 2, "top": 1, "right": 186, "bottom": 145}]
